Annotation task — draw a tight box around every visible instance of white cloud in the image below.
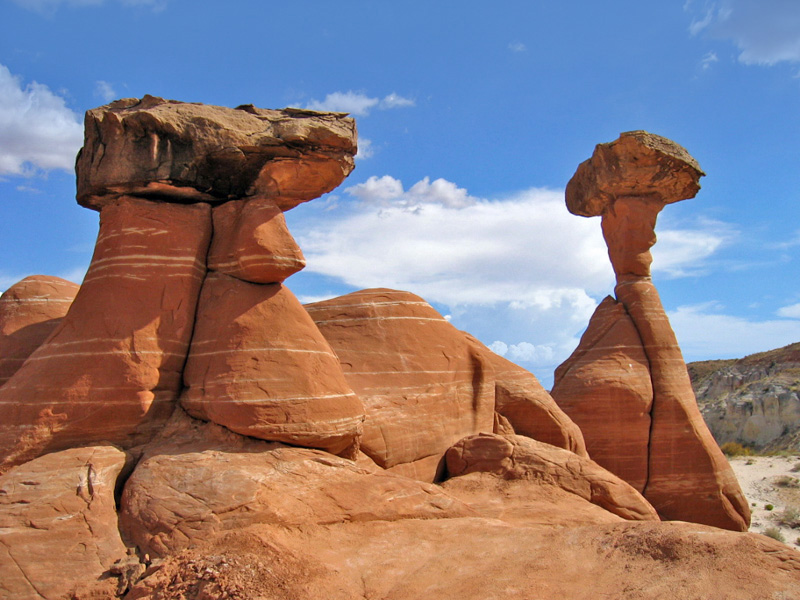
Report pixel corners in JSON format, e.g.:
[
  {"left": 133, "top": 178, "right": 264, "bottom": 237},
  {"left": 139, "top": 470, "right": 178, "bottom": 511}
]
[
  {"left": 380, "top": 93, "right": 415, "bottom": 109},
  {"left": 94, "top": 80, "right": 116, "bottom": 102},
  {"left": 289, "top": 175, "right": 741, "bottom": 384},
  {"left": 508, "top": 42, "right": 527, "bottom": 53},
  {"left": 346, "top": 174, "right": 480, "bottom": 210},
  {"left": 0, "top": 64, "right": 83, "bottom": 175},
  {"left": 651, "top": 218, "right": 735, "bottom": 277},
  {"left": 305, "top": 91, "right": 379, "bottom": 116},
  {"left": 669, "top": 301, "right": 800, "bottom": 359},
  {"left": 303, "top": 91, "right": 414, "bottom": 116},
  {"left": 777, "top": 302, "right": 800, "bottom": 319},
  {"left": 12, "top": 0, "right": 164, "bottom": 13},
  {"left": 701, "top": 50, "right": 719, "bottom": 69},
  {"left": 688, "top": 0, "right": 800, "bottom": 65},
  {"left": 355, "top": 137, "right": 374, "bottom": 160}
]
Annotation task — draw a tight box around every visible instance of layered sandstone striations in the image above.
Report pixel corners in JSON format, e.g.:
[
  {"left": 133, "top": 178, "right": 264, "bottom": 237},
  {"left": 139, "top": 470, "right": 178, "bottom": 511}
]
[
  {"left": 691, "top": 342, "right": 800, "bottom": 450},
  {"left": 306, "top": 288, "right": 585, "bottom": 481},
  {"left": 0, "top": 101, "right": 782, "bottom": 599},
  {"left": 0, "top": 96, "right": 363, "bottom": 473},
  {"left": 553, "top": 131, "right": 750, "bottom": 531},
  {"left": 0, "top": 275, "right": 79, "bottom": 386}
]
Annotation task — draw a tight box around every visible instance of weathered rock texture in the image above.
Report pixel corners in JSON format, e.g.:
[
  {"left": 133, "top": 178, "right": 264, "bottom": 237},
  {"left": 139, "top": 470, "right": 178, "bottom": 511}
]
[
  {"left": 0, "top": 446, "right": 128, "bottom": 600},
  {"left": 691, "top": 342, "right": 800, "bottom": 451},
  {"left": 306, "top": 289, "right": 584, "bottom": 481},
  {"left": 0, "top": 275, "right": 79, "bottom": 386},
  {"left": 76, "top": 95, "right": 357, "bottom": 210},
  {"left": 445, "top": 433, "right": 658, "bottom": 521},
  {"left": 180, "top": 272, "right": 364, "bottom": 455},
  {"left": 555, "top": 131, "right": 750, "bottom": 531},
  {"left": 0, "top": 199, "right": 211, "bottom": 471},
  {"left": 552, "top": 296, "right": 652, "bottom": 491},
  {"left": 0, "top": 104, "right": 777, "bottom": 599}
]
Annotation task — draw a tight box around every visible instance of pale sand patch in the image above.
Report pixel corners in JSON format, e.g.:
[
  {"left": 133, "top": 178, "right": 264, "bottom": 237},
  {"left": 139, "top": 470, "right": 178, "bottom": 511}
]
[{"left": 728, "top": 455, "right": 800, "bottom": 547}]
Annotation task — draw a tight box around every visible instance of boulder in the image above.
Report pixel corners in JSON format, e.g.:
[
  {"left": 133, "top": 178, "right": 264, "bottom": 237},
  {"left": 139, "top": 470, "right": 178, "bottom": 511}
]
[
  {"left": 0, "top": 275, "right": 79, "bottom": 386},
  {"left": 76, "top": 96, "right": 357, "bottom": 210},
  {"left": 121, "top": 443, "right": 474, "bottom": 558},
  {"left": 207, "top": 196, "right": 306, "bottom": 283},
  {"left": 551, "top": 296, "right": 652, "bottom": 491},
  {"left": 445, "top": 433, "right": 659, "bottom": 522},
  {"left": 0, "top": 446, "right": 128, "bottom": 600},
  {"left": 470, "top": 334, "right": 587, "bottom": 456},
  {"left": 180, "top": 272, "right": 364, "bottom": 456},
  {"left": 306, "top": 288, "right": 495, "bottom": 481},
  {"left": 0, "top": 198, "right": 211, "bottom": 472}
]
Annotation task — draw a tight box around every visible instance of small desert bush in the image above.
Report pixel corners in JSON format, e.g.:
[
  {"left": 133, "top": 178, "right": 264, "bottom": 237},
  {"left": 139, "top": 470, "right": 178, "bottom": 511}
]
[
  {"left": 763, "top": 527, "right": 786, "bottom": 543},
  {"left": 775, "top": 475, "right": 800, "bottom": 488},
  {"left": 775, "top": 506, "right": 800, "bottom": 528},
  {"left": 765, "top": 504, "right": 775, "bottom": 511},
  {"left": 720, "top": 442, "right": 752, "bottom": 457}
]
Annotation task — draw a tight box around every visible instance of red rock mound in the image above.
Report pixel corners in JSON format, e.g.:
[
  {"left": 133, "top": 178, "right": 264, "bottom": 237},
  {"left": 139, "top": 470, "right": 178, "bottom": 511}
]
[{"left": 0, "top": 275, "right": 79, "bottom": 386}]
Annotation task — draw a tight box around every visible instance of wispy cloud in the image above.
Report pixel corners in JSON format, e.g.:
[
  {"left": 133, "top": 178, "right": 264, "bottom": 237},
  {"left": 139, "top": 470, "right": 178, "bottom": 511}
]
[
  {"left": 303, "top": 91, "right": 415, "bottom": 116},
  {"left": 688, "top": 0, "right": 800, "bottom": 65},
  {"left": 0, "top": 63, "right": 83, "bottom": 176},
  {"left": 355, "top": 137, "right": 374, "bottom": 161},
  {"left": 11, "top": 0, "right": 165, "bottom": 15},
  {"left": 94, "top": 80, "right": 116, "bottom": 103},
  {"left": 669, "top": 301, "right": 800, "bottom": 359},
  {"left": 701, "top": 50, "right": 719, "bottom": 69},
  {"left": 508, "top": 42, "right": 527, "bottom": 53},
  {"left": 777, "top": 302, "right": 800, "bottom": 319}
]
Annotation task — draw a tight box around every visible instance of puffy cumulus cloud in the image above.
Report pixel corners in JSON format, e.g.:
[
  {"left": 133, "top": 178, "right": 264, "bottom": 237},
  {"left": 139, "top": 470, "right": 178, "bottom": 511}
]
[
  {"left": 290, "top": 175, "right": 737, "bottom": 384},
  {"left": 303, "top": 91, "right": 414, "bottom": 116},
  {"left": 346, "top": 175, "right": 479, "bottom": 209},
  {"left": 668, "top": 302, "right": 800, "bottom": 360},
  {"left": 688, "top": 0, "right": 800, "bottom": 65},
  {"left": 0, "top": 64, "right": 83, "bottom": 175}
]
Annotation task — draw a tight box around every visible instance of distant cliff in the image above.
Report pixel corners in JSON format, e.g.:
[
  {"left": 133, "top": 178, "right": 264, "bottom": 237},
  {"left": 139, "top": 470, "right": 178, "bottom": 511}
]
[{"left": 689, "top": 343, "right": 800, "bottom": 451}]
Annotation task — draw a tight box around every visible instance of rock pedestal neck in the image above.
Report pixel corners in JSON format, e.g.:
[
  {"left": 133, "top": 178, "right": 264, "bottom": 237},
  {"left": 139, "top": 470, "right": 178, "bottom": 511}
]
[{"left": 553, "top": 131, "right": 750, "bottom": 531}]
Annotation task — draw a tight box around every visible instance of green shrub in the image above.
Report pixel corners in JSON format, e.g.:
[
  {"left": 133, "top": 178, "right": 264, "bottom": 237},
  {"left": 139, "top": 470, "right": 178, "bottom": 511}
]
[
  {"left": 720, "top": 442, "right": 752, "bottom": 457},
  {"left": 765, "top": 504, "right": 774, "bottom": 511},
  {"left": 763, "top": 527, "right": 785, "bottom": 543}
]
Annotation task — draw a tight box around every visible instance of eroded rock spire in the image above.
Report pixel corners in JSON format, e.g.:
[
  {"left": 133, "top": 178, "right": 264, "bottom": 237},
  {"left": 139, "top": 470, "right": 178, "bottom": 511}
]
[{"left": 553, "top": 131, "right": 751, "bottom": 531}]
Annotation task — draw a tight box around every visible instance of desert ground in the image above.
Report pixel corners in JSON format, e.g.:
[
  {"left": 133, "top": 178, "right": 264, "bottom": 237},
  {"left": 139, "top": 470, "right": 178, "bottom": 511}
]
[{"left": 729, "top": 455, "right": 800, "bottom": 547}]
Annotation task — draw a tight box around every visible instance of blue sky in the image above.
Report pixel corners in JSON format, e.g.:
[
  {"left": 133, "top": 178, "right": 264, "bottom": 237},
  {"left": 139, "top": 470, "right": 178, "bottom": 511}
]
[{"left": 1, "top": 0, "right": 799, "bottom": 386}]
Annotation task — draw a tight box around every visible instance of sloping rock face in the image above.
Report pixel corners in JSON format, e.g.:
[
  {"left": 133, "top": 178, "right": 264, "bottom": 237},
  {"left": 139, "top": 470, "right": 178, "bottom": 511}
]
[
  {"left": 690, "top": 343, "right": 800, "bottom": 451},
  {"left": 180, "top": 273, "right": 364, "bottom": 455},
  {"left": 0, "top": 199, "right": 211, "bottom": 470},
  {"left": 0, "top": 275, "right": 79, "bottom": 386},
  {"left": 0, "top": 97, "right": 363, "bottom": 473},
  {"left": 0, "top": 446, "right": 128, "bottom": 600},
  {"left": 557, "top": 131, "right": 750, "bottom": 531},
  {"left": 306, "top": 288, "right": 585, "bottom": 481},
  {"left": 552, "top": 296, "right": 652, "bottom": 491},
  {"left": 445, "top": 433, "right": 658, "bottom": 521}
]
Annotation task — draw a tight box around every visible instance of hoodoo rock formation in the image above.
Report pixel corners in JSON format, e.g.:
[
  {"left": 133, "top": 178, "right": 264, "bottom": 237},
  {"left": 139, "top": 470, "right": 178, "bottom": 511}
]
[
  {"left": 552, "top": 131, "right": 750, "bottom": 531},
  {"left": 0, "top": 103, "right": 795, "bottom": 599}
]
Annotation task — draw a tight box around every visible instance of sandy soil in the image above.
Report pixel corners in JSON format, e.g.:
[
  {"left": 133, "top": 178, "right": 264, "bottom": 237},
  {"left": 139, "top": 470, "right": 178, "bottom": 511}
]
[{"left": 728, "top": 455, "right": 800, "bottom": 547}]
